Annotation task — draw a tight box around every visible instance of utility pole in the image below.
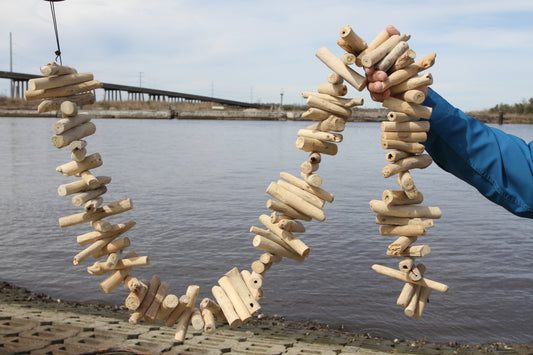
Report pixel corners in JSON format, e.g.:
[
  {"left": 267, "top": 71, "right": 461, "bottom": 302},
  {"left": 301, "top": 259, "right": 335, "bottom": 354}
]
[
  {"left": 10, "top": 32, "right": 14, "bottom": 98},
  {"left": 280, "top": 89, "right": 284, "bottom": 111},
  {"left": 139, "top": 72, "right": 143, "bottom": 88}
]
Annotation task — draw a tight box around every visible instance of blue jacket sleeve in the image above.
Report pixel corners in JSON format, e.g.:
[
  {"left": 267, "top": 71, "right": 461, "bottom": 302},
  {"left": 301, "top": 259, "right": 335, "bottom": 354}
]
[{"left": 422, "top": 88, "right": 533, "bottom": 218}]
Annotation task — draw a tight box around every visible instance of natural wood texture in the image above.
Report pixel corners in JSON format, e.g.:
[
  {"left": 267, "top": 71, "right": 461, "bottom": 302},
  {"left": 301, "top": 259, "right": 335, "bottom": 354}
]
[
  {"left": 200, "top": 297, "right": 227, "bottom": 323},
  {"left": 383, "top": 190, "right": 423, "bottom": 206},
  {"left": 397, "top": 282, "right": 416, "bottom": 308},
  {"left": 73, "top": 235, "right": 116, "bottom": 265},
  {"left": 381, "top": 139, "right": 425, "bottom": 155},
  {"left": 295, "top": 137, "right": 338, "bottom": 156},
  {"left": 399, "top": 257, "right": 414, "bottom": 272},
  {"left": 266, "top": 182, "right": 325, "bottom": 222},
  {"left": 25, "top": 80, "right": 103, "bottom": 101},
  {"left": 259, "top": 213, "right": 310, "bottom": 257},
  {"left": 413, "top": 287, "right": 432, "bottom": 319},
  {"left": 338, "top": 25, "right": 367, "bottom": 54},
  {"left": 191, "top": 308, "right": 204, "bottom": 330},
  {"left": 404, "top": 285, "right": 421, "bottom": 317},
  {"left": 409, "top": 264, "right": 426, "bottom": 282},
  {"left": 301, "top": 172, "right": 322, "bottom": 187},
  {"left": 98, "top": 263, "right": 131, "bottom": 294},
  {"left": 51, "top": 121, "right": 96, "bottom": 148},
  {"left": 165, "top": 295, "right": 190, "bottom": 327},
  {"left": 266, "top": 199, "right": 312, "bottom": 221},
  {"left": 125, "top": 281, "right": 149, "bottom": 310},
  {"left": 380, "top": 224, "right": 426, "bottom": 237},
  {"left": 385, "top": 150, "right": 411, "bottom": 162},
  {"left": 60, "top": 100, "right": 78, "bottom": 117},
  {"left": 317, "top": 82, "right": 347, "bottom": 96},
  {"left": 381, "top": 52, "right": 436, "bottom": 92},
  {"left": 360, "top": 34, "right": 410, "bottom": 68},
  {"left": 38, "top": 92, "right": 95, "bottom": 114},
  {"left": 298, "top": 129, "right": 343, "bottom": 143},
  {"left": 77, "top": 220, "right": 135, "bottom": 246},
  {"left": 278, "top": 218, "right": 306, "bottom": 233},
  {"left": 355, "top": 29, "right": 389, "bottom": 67},
  {"left": 306, "top": 95, "right": 352, "bottom": 118},
  {"left": 301, "top": 107, "right": 331, "bottom": 121},
  {"left": 53, "top": 113, "right": 91, "bottom": 135},
  {"left": 84, "top": 197, "right": 103, "bottom": 213},
  {"left": 382, "top": 154, "right": 433, "bottom": 178},
  {"left": 369, "top": 200, "right": 442, "bottom": 219},
  {"left": 58, "top": 175, "right": 110, "bottom": 196},
  {"left": 340, "top": 53, "right": 356, "bottom": 65},
  {"left": 251, "top": 224, "right": 299, "bottom": 255},
  {"left": 174, "top": 285, "right": 200, "bottom": 343},
  {"left": 309, "top": 152, "right": 321, "bottom": 164},
  {"left": 386, "top": 244, "right": 431, "bottom": 257},
  {"left": 29, "top": 72, "right": 93, "bottom": 91},
  {"left": 93, "top": 237, "right": 130, "bottom": 259},
  {"left": 381, "top": 131, "right": 427, "bottom": 143},
  {"left": 91, "top": 219, "right": 112, "bottom": 233},
  {"left": 300, "top": 161, "right": 319, "bottom": 174},
  {"left": 87, "top": 255, "right": 149, "bottom": 276},
  {"left": 72, "top": 185, "right": 107, "bottom": 207},
  {"left": 212, "top": 285, "right": 241, "bottom": 328},
  {"left": 389, "top": 73, "right": 433, "bottom": 95},
  {"left": 59, "top": 198, "right": 133, "bottom": 228},
  {"left": 40, "top": 62, "right": 78, "bottom": 76},
  {"left": 375, "top": 41, "right": 409, "bottom": 72},
  {"left": 301, "top": 91, "right": 364, "bottom": 107},
  {"left": 56, "top": 152, "right": 102, "bottom": 176},
  {"left": 129, "top": 275, "right": 161, "bottom": 325},
  {"left": 375, "top": 215, "right": 434, "bottom": 228},
  {"left": 315, "top": 47, "right": 367, "bottom": 91},
  {"left": 280, "top": 172, "right": 334, "bottom": 203},
  {"left": 387, "top": 236, "right": 418, "bottom": 255},
  {"left": 306, "top": 116, "right": 346, "bottom": 132},
  {"left": 144, "top": 281, "right": 169, "bottom": 323},
  {"left": 218, "top": 275, "right": 252, "bottom": 322},
  {"left": 202, "top": 308, "right": 217, "bottom": 334},
  {"left": 372, "top": 264, "right": 448, "bottom": 293},
  {"left": 277, "top": 180, "right": 325, "bottom": 209},
  {"left": 241, "top": 270, "right": 263, "bottom": 301},
  {"left": 155, "top": 294, "right": 180, "bottom": 321},
  {"left": 253, "top": 235, "right": 305, "bottom": 262},
  {"left": 387, "top": 111, "right": 418, "bottom": 123},
  {"left": 396, "top": 89, "right": 426, "bottom": 104},
  {"left": 397, "top": 171, "right": 418, "bottom": 199},
  {"left": 250, "top": 270, "right": 265, "bottom": 288},
  {"left": 71, "top": 147, "right": 87, "bottom": 162},
  {"left": 381, "top": 121, "right": 430, "bottom": 132},
  {"left": 327, "top": 72, "right": 343, "bottom": 84},
  {"left": 392, "top": 48, "right": 416, "bottom": 71},
  {"left": 225, "top": 267, "right": 261, "bottom": 314}
]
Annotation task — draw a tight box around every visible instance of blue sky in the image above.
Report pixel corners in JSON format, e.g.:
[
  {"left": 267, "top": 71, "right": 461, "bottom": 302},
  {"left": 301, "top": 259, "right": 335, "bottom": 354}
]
[{"left": 2, "top": 0, "right": 533, "bottom": 111}]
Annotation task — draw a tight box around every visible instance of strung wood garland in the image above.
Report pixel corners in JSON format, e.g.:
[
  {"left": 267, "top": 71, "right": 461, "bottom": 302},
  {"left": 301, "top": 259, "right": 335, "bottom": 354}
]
[{"left": 25, "top": 24, "right": 448, "bottom": 344}]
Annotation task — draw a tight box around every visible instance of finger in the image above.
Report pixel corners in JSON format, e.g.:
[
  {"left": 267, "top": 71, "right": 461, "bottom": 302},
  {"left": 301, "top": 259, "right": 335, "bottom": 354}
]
[
  {"left": 371, "top": 70, "right": 388, "bottom": 82},
  {"left": 364, "top": 67, "right": 375, "bottom": 77},
  {"left": 367, "top": 81, "right": 384, "bottom": 93},
  {"left": 386, "top": 25, "right": 400, "bottom": 36},
  {"left": 370, "top": 90, "right": 391, "bottom": 103}
]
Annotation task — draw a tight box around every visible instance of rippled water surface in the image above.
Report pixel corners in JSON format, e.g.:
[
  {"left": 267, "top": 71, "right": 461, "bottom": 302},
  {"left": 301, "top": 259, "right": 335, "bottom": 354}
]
[{"left": 1, "top": 116, "right": 533, "bottom": 344}]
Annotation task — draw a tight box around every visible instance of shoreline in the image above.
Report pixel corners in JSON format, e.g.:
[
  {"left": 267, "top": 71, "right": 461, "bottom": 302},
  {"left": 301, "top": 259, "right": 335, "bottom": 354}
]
[{"left": 1, "top": 281, "right": 532, "bottom": 354}]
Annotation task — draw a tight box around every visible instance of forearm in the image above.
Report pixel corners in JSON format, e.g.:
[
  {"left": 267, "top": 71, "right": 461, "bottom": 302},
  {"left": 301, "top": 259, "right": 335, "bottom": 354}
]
[{"left": 423, "top": 88, "right": 533, "bottom": 218}]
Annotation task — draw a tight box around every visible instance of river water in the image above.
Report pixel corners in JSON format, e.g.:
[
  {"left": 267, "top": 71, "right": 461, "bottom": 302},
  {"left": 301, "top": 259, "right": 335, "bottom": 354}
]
[{"left": 1, "top": 116, "right": 532, "bottom": 344}]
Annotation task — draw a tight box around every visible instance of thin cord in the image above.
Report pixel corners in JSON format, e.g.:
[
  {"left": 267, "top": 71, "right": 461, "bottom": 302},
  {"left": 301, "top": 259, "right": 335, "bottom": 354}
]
[{"left": 49, "top": 1, "right": 63, "bottom": 64}]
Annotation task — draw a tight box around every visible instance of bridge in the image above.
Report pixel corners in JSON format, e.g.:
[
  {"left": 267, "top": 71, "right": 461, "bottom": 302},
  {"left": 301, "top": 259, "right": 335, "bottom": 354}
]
[{"left": 0, "top": 70, "right": 262, "bottom": 109}]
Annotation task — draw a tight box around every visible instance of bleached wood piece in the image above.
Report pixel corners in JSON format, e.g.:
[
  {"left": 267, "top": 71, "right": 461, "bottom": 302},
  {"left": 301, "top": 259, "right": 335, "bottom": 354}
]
[
  {"left": 60, "top": 100, "right": 78, "bottom": 117},
  {"left": 381, "top": 121, "right": 430, "bottom": 132},
  {"left": 387, "top": 111, "right": 419, "bottom": 122},
  {"left": 306, "top": 116, "right": 346, "bottom": 132},
  {"left": 165, "top": 295, "right": 190, "bottom": 327},
  {"left": 317, "top": 82, "right": 347, "bottom": 97},
  {"left": 372, "top": 264, "right": 448, "bottom": 293},
  {"left": 260, "top": 252, "right": 282, "bottom": 264},
  {"left": 409, "top": 263, "right": 426, "bottom": 282},
  {"left": 53, "top": 113, "right": 91, "bottom": 135},
  {"left": 200, "top": 297, "right": 227, "bottom": 323},
  {"left": 84, "top": 197, "right": 103, "bottom": 212},
  {"left": 338, "top": 25, "right": 367, "bottom": 54},
  {"left": 59, "top": 198, "right": 133, "bottom": 228},
  {"left": 124, "top": 275, "right": 142, "bottom": 292},
  {"left": 387, "top": 236, "right": 418, "bottom": 255},
  {"left": 212, "top": 285, "right": 242, "bottom": 327},
  {"left": 174, "top": 285, "right": 200, "bottom": 343},
  {"left": 400, "top": 87, "right": 430, "bottom": 103},
  {"left": 389, "top": 73, "right": 433, "bottom": 95},
  {"left": 98, "top": 254, "right": 133, "bottom": 294},
  {"left": 251, "top": 260, "right": 270, "bottom": 274},
  {"left": 91, "top": 219, "right": 112, "bottom": 233},
  {"left": 392, "top": 48, "right": 416, "bottom": 71},
  {"left": 301, "top": 107, "right": 331, "bottom": 121},
  {"left": 397, "top": 282, "right": 416, "bottom": 308},
  {"left": 382, "top": 154, "right": 433, "bottom": 178},
  {"left": 355, "top": 29, "right": 390, "bottom": 67},
  {"left": 218, "top": 276, "right": 252, "bottom": 322},
  {"left": 253, "top": 235, "right": 305, "bottom": 262},
  {"left": 25, "top": 80, "right": 103, "bottom": 101},
  {"left": 380, "top": 225, "right": 426, "bottom": 237},
  {"left": 155, "top": 294, "right": 180, "bottom": 321},
  {"left": 73, "top": 186, "right": 107, "bottom": 207},
  {"left": 383, "top": 190, "right": 423, "bottom": 206},
  {"left": 381, "top": 139, "right": 425, "bottom": 155},
  {"left": 381, "top": 52, "right": 437, "bottom": 92},
  {"left": 266, "top": 199, "right": 312, "bottom": 221},
  {"left": 375, "top": 41, "right": 409, "bottom": 72},
  {"left": 69, "top": 140, "right": 87, "bottom": 151},
  {"left": 300, "top": 161, "right": 319, "bottom": 174},
  {"left": 73, "top": 235, "right": 116, "bottom": 265},
  {"left": 125, "top": 280, "right": 149, "bottom": 310},
  {"left": 278, "top": 218, "right": 306, "bottom": 233},
  {"left": 29, "top": 72, "right": 94, "bottom": 91},
  {"left": 298, "top": 129, "right": 343, "bottom": 143},
  {"left": 381, "top": 131, "right": 427, "bottom": 143},
  {"left": 241, "top": 270, "right": 263, "bottom": 301},
  {"left": 93, "top": 237, "right": 130, "bottom": 259},
  {"left": 399, "top": 257, "right": 414, "bottom": 272},
  {"left": 385, "top": 150, "right": 411, "bottom": 163},
  {"left": 315, "top": 47, "right": 367, "bottom": 91},
  {"left": 52, "top": 121, "right": 96, "bottom": 149},
  {"left": 376, "top": 215, "right": 434, "bottom": 228},
  {"left": 87, "top": 254, "right": 150, "bottom": 275},
  {"left": 307, "top": 95, "right": 352, "bottom": 119},
  {"left": 413, "top": 287, "right": 432, "bottom": 319},
  {"left": 266, "top": 183, "right": 325, "bottom": 222},
  {"left": 369, "top": 200, "right": 442, "bottom": 219},
  {"left": 397, "top": 171, "right": 418, "bottom": 199},
  {"left": 71, "top": 147, "right": 87, "bottom": 162},
  {"left": 280, "top": 172, "right": 334, "bottom": 203},
  {"left": 295, "top": 137, "right": 338, "bottom": 156},
  {"left": 259, "top": 214, "right": 310, "bottom": 257},
  {"left": 202, "top": 308, "right": 217, "bottom": 334},
  {"left": 40, "top": 62, "right": 77, "bottom": 76},
  {"left": 405, "top": 285, "right": 421, "bottom": 316},
  {"left": 277, "top": 180, "right": 325, "bottom": 208},
  {"left": 225, "top": 267, "right": 261, "bottom": 314},
  {"left": 361, "top": 34, "right": 410, "bottom": 68},
  {"left": 56, "top": 153, "right": 102, "bottom": 177},
  {"left": 191, "top": 308, "right": 204, "bottom": 330},
  {"left": 340, "top": 52, "right": 356, "bottom": 65},
  {"left": 129, "top": 275, "right": 160, "bottom": 324},
  {"left": 387, "top": 245, "right": 431, "bottom": 257},
  {"left": 301, "top": 172, "right": 322, "bottom": 187},
  {"left": 301, "top": 91, "right": 364, "bottom": 107},
  {"left": 77, "top": 220, "right": 135, "bottom": 246},
  {"left": 144, "top": 281, "right": 169, "bottom": 323},
  {"left": 59, "top": 176, "right": 110, "bottom": 196},
  {"left": 250, "top": 225, "right": 298, "bottom": 255},
  {"left": 309, "top": 152, "right": 321, "bottom": 164},
  {"left": 250, "top": 270, "right": 264, "bottom": 289},
  {"left": 327, "top": 72, "right": 343, "bottom": 84},
  {"left": 38, "top": 92, "right": 95, "bottom": 114}
]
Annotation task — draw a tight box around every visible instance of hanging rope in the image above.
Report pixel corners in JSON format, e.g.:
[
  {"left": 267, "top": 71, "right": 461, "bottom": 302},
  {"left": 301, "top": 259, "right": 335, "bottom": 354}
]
[{"left": 48, "top": 0, "right": 63, "bottom": 64}]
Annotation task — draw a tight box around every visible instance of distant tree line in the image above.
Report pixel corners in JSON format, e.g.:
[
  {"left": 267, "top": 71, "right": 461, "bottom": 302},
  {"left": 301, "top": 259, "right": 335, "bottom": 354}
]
[{"left": 489, "top": 98, "right": 533, "bottom": 114}]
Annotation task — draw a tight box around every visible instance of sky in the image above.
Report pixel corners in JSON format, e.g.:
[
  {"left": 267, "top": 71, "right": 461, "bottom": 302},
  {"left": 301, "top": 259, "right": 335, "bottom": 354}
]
[{"left": 2, "top": 0, "right": 533, "bottom": 111}]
